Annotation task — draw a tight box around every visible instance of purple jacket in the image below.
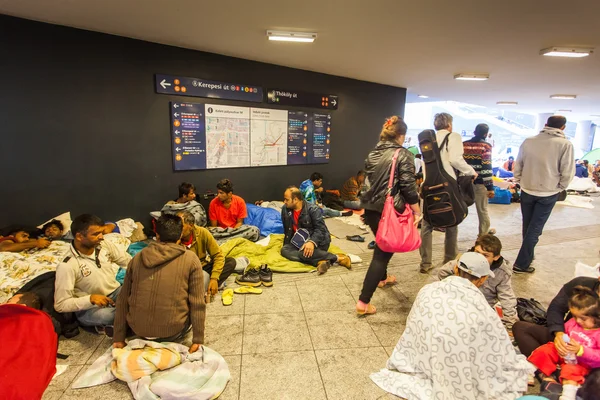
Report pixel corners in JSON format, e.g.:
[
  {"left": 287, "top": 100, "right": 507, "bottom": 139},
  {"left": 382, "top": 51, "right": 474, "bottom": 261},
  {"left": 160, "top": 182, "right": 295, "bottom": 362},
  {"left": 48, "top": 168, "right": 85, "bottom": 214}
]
[{"left": 567, "top": 318, "right": 600, "bottom": 368}]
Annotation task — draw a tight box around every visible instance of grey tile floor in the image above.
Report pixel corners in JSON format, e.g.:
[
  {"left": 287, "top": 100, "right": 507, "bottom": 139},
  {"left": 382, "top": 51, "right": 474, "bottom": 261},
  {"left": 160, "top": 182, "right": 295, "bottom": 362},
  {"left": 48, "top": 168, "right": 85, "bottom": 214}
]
[{"left": 44, "top": 199, "right": 600, "bottom": 399}]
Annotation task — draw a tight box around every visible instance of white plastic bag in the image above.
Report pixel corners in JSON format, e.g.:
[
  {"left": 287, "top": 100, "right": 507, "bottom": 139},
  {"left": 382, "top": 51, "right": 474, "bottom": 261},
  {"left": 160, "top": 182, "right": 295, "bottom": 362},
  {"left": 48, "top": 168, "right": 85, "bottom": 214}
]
[{"left": 574, "top": 261, "right": 600, "bottom": 278}]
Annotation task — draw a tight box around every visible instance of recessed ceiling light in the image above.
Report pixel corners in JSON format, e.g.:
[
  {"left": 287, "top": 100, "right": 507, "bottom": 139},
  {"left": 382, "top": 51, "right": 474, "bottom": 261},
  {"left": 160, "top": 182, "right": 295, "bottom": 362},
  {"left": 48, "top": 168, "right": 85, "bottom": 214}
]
[
  {"left": 557, "top": 109, "right": 572, "bottom": 112},
  {"left": 550, "top": 94, "right": 577, "bottom": 100},
  {"left": 540, "top": 47, "right": 594, "bottom": 58},
  {"left": 497, "top": 101, "right": 518, "bottom": 106},
  {"left": 454, "top": 73, "right": 489, "bottom": 81},
  {"left": 418, "top": 95, "right": 429, "bottom": 98},
  {"left": 266, "top": 30, "right": 317, "bottom": 43}
]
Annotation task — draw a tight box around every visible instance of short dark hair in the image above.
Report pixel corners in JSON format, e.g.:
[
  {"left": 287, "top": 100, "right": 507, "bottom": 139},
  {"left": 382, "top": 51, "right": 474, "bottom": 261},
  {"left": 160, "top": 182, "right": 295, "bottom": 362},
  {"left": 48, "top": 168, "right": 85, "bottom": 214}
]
[
  {"left": 286, "top": 186, "right": 303, "bottom": 201},
  {"left": 216, "top": 179, "right": 233, "bottom": 193},
  {"left": 71, "top": 214, "right": 104, "bottom": 237},
  {"left": 176, "top": 211, "right": 196, "bottom": 226},
  {"left": 357, "top": 170, "right": 366, "bottom": 177},
  {"left": 310, "top": 172, "right": 323, "bottom": 182},
  {"left": 547, "top": 115, "right": 567, "bottom": 129},
  {"left": 569, "top": 286, "right": 600, "bottom": 328},
  {"left": 583, "top": 160, "right": 589, "bottom": 166},
  {"left": 474, "top": 123, "right": 489, "bottom": 137},
  {"left": 508, "top": 156, "right": 514, "bottom": 161},
  {"left": 415, "top": 154, "right": 422, "bottom": 159},
  {"left": 42, "top": 219, "right": 64, "bottom": 233},
  {"left": 475, "top": 234, "right": 502, "bottom": 256},
  {"left": 16, "top": 292, "right": 41, "bottom": 309},
  {"left": 7, "top": 228, "right": 26, "bottom": 236},
  {"left": 155, "top": 214, "right": 183, "bottom": 243},
  {"left": 178, "top": 182, "right": 195, "bottom": 198}
]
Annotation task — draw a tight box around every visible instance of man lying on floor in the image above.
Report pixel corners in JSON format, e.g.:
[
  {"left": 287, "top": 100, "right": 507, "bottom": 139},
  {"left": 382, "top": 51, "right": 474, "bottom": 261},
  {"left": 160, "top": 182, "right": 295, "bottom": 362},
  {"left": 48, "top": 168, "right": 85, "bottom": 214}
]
[
  {"left": 113, "top": 214, "right": 205, "bottom": 353},
  {"left": 54, "top": 214, "right": 132, "bottom": 334},
  {"left": 0, "top": 229, "right": 50, "bottom": 252}
]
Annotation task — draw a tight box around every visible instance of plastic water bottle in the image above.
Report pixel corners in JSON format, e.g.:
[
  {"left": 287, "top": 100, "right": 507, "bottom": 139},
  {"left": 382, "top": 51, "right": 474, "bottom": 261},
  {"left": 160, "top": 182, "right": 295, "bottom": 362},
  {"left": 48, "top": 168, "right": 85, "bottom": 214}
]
[{"left": 562, "top": 335, "right": 578, "bottom": 365}]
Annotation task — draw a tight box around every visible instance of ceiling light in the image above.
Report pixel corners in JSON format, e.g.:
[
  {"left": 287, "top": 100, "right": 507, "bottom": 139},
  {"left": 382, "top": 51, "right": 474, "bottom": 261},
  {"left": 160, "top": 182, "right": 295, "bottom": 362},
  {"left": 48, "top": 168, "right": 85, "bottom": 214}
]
[
  {"left": 550, "top": 94, "right": 577, "bottom": 100},
  {"left": 540, "top": 47, "right": 594, "bottom": 58},
  {"left": 454, "top": 73, "right": 489, "bottom": 81},
  {"left": 557, "top": 109, "right": 572, "bottom": 112},
  {"left": 497, "top": 101, "right": 518, "bottom": 106},
  {"left": 590, "top": 115, "right": 600, "bottom": 118},
  {"left": 418, "top": 95, "right": 429, "bottom": 98},
  {"left": 267, "top": 30, "right": 317, "bottom": 43}
]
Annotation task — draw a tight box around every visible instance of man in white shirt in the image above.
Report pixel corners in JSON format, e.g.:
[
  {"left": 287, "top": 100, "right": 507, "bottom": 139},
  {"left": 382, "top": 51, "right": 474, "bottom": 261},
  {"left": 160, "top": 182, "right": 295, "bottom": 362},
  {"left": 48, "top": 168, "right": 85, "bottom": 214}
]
[
  {"left": 54, "top": 214, "right": 132, "bottom": 333},
  {"left": 512, "top": 115, "right": 574, "bottom": 274},
  {"left": 419, "top": 113, "right": 477, "bottom": 273}
]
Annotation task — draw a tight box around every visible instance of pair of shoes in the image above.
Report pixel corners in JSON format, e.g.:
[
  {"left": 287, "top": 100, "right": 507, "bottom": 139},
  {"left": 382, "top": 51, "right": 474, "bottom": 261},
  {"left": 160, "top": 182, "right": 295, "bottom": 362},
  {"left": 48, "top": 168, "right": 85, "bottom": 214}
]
[
  {"left": 513, "top": 266, "right": 535, "bottom": 274},
  {"left": 377, "top": 275, "right": 397, "bottom": 288},
  {"left": 236, "top": 265, "right": 273, "bottom": 287},
  {"left": 419, "top": 265, "right": 434, "bottom": 274},
  {"left": 336, "top": 254, "right": 352, "bottom": 269},
  {"left": 368, "top": 241, "right": 376, "bottom": 250},
  {"left": 341, "top": 210, "right": 353, "bottom": 217},
  {"left": 346, "top": 235, "right": 365, "bottom": 242},
  {"left": 317, "top": 260, "right": 331, "bottom": 275}
]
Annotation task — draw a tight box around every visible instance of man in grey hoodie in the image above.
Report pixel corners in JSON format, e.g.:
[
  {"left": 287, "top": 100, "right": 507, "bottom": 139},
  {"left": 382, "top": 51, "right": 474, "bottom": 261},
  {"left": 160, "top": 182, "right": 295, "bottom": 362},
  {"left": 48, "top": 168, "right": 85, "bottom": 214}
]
[{"left": 512, "top": 115, "right": 575, "bottom": 273}]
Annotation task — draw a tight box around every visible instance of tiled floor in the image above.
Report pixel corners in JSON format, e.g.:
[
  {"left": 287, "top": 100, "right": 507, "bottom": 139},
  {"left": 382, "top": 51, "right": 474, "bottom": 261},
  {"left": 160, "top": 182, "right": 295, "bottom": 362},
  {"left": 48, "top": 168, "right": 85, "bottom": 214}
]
[{"left": 44, "top": 198, "right": 600, "bottom": 399}]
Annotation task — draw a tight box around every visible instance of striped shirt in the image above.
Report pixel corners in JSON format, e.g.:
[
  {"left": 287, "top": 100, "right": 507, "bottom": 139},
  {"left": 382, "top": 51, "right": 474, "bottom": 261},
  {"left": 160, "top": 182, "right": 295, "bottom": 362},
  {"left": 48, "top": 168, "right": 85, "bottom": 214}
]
[
  {"left": 463, "top": 137, "right": 493, "bottom": 191},
  {"left": 340, "top": 177, "right": 360, "bottom": 201}
]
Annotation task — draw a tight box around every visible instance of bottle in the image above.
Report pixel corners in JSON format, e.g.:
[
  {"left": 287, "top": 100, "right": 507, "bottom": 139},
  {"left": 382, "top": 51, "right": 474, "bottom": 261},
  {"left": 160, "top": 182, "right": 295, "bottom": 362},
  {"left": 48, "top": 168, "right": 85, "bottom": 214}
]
[{"left": 562, "top": 334, "right": 578, "bottom": 365}]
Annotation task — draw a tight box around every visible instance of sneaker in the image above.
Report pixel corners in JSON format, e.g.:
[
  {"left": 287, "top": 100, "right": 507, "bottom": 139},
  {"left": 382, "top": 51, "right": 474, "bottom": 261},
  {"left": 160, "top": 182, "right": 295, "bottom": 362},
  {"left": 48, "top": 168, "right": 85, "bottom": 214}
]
[
  {"left": 488, "top": 228, "right": 497, "bottom": 235},
  {"left": 419, "top": 264, "right": 434, "bottom": 274},
  {"left": 259, "top": 264, "right": 273, "bottom": 287},
  {"left": 341, "top": 210, "right": 353, "bottom": 217},
  {"left": 235, "top": 268, "right": 262, "bottom": 287},
  {"left": 368, "top": 241, "right": 376, "bottom": 250},
  {"left": 317, "top": 260, "right": 331, "bottom": 275},
  {"left": 101, "top": 325, "right": 114, "bottom": 338},
  {"left": 336, "top": 254, "right": 351, "bottom": 269},
  {"left": 513, "top": 266, "right": 535, "bottom": 274}
]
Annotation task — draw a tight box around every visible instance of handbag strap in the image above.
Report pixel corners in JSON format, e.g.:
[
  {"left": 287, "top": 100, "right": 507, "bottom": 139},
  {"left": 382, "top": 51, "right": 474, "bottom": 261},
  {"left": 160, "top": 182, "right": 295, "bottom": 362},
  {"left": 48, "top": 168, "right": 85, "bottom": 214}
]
[{"left": 387, "top": 148, "right": 402, "bottom": 190}]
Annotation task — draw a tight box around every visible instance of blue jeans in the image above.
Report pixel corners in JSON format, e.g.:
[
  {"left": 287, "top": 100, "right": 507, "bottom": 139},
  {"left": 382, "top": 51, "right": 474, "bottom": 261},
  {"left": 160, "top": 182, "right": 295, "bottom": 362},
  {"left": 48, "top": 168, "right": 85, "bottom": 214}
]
[
  {"left": 514, "top": 191, "right": 559, "bottom": 270},
  {"left": 322, "top": 206, "right": 341, "bottom": 218},
  {"left": 343, "top": 200, "right": 362, "bottom": 210},
  {"left": 75, "top": 286, "right": 121, "bottom": 327}
]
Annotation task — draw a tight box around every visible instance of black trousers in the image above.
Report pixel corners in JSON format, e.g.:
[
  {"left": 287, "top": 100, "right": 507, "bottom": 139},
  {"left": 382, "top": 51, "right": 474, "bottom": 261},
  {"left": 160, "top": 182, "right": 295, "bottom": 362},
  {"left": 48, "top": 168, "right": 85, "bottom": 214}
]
[
  {"left": 359, "top": 209, "right": 394, "bottom": 304},
  {"left": 203, "top": 257, "right": 237, "bottom": 285},
  {"left": 512, "top": 320, "right": 552, "bottom": 358}
]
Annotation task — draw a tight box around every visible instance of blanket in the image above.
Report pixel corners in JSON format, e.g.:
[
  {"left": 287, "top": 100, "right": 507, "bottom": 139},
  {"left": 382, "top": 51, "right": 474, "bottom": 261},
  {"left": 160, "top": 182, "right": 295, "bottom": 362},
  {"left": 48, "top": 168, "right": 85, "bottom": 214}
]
[
  {"left": 208, "top": 225, "right": 260, "bottom": 245},
  {"left": 219, "top": 234, "right": 344, "bottom": 273},
  {"left": 72, "top": 339, "right": 230, "bottom": 400},
  {"left": 245, "top": 204, "right": 284, "bottom": 236},
  {"left": 371, "top": 276, "right": 533, "bottom": 400}
]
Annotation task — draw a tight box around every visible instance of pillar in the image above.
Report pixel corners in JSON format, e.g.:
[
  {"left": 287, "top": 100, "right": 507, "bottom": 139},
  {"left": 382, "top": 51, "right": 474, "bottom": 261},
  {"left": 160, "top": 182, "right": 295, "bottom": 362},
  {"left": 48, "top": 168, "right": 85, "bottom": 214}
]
[
  {"left": 534, "top": 113, "right": 554, "bottom": 133},
  {"left": 575, "top": 120, "right": 593, "bottom": 156}
]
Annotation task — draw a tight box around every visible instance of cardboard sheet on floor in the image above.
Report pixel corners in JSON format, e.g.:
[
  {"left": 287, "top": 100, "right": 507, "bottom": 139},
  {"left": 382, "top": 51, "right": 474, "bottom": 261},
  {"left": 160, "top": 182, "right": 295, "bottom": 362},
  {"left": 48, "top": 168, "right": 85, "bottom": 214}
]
[{"left": 325, "top": 217, "right": 368, "bottom": 238}]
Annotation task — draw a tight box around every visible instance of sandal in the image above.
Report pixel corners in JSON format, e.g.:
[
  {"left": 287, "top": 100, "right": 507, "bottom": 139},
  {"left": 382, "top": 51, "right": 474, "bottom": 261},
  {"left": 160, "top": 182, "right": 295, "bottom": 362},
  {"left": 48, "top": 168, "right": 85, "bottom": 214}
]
[
  {"left": 356, "top": 302, "right": 377, "bottom": 316},
  {"left": 377, "top": 275, "right": 397, "bottom": 288},
  {"left": 346, "top": 235, "right": 365, "bottom": 242},
  {"left": 221, "top": 289, "right": 234, "bottom": 306},
  {"left": 233, "top": 287, "right": 263, "bottom": 294}
]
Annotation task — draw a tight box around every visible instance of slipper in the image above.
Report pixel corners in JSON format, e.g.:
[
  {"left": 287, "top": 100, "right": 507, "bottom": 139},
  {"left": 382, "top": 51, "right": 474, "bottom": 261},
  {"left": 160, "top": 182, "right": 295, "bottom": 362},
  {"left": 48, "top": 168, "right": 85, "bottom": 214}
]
[
  {"left": 356, "top": 302, "right": 377, "bottom": 316},
  {"left": 221, "top": 289, "right": 234, "bottom": 306},
  {"left": 233, "top": 287, "right": 263, "bottom": 295},
  {"left": 377, "top": 275, "right": 397, "bottom": 288},
  {"left": 346, "top": 235, "right": 365, "bottom": 242}
]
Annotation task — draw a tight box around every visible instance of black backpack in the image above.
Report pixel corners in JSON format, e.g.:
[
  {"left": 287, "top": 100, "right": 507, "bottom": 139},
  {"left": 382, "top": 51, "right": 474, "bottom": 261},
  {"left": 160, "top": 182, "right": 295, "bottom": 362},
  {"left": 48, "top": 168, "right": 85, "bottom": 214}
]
[
  {"left": 516, "top": 297, "right": 547, "bottom": 326},
  {"left": 418, "top": 129, "right": 469, "bottom": 228}
]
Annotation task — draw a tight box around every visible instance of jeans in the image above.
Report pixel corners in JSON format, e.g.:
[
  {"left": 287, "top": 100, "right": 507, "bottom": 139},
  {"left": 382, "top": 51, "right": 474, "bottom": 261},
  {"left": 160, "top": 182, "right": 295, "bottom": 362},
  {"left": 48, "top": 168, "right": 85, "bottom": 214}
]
[
  {"left": 514, "top": 191, "right": 559, "bottom": 270},
  {"left": 343, "top": 200, "right": 362, "bottom": 210},
  {"left": 473, "top": 184, "right": 491, "bottom": 236},
  {"left": 280, "top": 243, "right": 337, "bottom": 267},
  {"left": 203, "top": 257, "right": 237, "bottom": 286},
  {"left": 321, "top": 206, "right": 342, "bottom": 218},
  {"left": 419, "top": 218, "right": 458, "bottom": 270},
  {"left": 359, "top": 210, "right": 394, "bottom": 304},
  {"left": 76, "top": 286, "right": 121, "bottom": 327}
]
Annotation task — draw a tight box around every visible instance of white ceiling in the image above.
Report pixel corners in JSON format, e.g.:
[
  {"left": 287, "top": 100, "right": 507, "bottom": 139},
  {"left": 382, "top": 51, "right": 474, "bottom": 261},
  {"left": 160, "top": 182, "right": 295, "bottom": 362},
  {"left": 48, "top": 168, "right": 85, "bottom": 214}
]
[{"left": 2, "top": 0, "right": 600, "bottom": 121}]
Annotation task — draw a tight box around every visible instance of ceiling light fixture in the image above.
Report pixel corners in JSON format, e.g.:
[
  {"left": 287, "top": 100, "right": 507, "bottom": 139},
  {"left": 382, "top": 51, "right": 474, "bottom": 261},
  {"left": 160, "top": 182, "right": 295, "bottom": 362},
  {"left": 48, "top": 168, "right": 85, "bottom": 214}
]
[
  {"left": 418, "top": 95, "right": 429, "bottom": 98},
  {"left": 550, "top": 94, "right": 577, "bottom": 100},
  {"left": 497, "top": 101, "right": 518, "bottom": 106},
  {"left": 590, "top": 115, "right": 600, "bottom": 118},
  {"left": 540, "top": 47, "right": 594, "bottom": 58},
  {"left": 266, "top": 30, "right": 317, "bottom": 43},
  {"left": 557, "top": 109, "right": 572, "bottom": 112},
  {"left": 454, "top": 73, "right": 489, "bottom": 81}
]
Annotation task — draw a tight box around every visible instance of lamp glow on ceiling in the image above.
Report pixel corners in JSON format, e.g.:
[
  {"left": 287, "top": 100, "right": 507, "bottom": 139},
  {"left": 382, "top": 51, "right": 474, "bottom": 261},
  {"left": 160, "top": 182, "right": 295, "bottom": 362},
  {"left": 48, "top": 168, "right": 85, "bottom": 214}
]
[
  {"left": 454, "top": 73, "right": 489, "bottom": 81},
  {"left": 540, "top": 47, "right": 594, "bottom": 58},
  {"left": 497, "top": 101, "right": 518, "bottom": 106},
  {"left": 418, "top": 95, "right": 429, "bottom": 98},
  {"left": 267, "top": 30, "right": 317, "bottom": 43},
  {"left": 550, "top": 94, "right": 577, "bottom": 100}
]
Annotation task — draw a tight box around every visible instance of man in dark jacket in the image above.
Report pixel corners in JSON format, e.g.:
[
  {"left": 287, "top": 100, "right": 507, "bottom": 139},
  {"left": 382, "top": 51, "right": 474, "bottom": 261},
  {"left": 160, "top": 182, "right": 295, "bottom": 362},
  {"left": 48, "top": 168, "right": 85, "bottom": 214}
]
[
  {"left": 280, "top": 186, "right": 351, "bottom": 274},
  {"left": 513, "top": 275, "right": 600, "bottom": 357}
]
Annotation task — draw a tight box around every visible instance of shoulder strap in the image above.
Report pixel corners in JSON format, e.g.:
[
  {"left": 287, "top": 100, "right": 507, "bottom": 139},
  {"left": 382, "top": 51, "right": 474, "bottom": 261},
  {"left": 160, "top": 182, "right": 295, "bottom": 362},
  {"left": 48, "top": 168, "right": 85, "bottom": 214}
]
[
  {"left": 387, "top": 148, "right": 402, "bottom": 189},
  {"left": 439, "top": 132, "right": 451, "bottom": 152}
]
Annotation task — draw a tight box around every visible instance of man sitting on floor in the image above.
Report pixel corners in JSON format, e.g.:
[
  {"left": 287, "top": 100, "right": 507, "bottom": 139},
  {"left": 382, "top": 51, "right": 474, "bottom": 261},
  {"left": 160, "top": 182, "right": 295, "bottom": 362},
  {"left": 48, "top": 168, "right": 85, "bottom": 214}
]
[
  {"left": 340, "top": 170, "right": 366, "bottom": 210},
  {"left": 371, "top": 252, "right": 532, "bottom": 399},
  {"left": 54, "top": 214, "right": 132, "bottom": 334},
  {"left": 113, "top": 214, "right": 205, "bottom": 353},
  {"left": 280, "top": 186, "right": 350, "bottom": 274},
  {"left": 178, "top": 211, "right": 236, "bottom": 296},
  {"left": 208, "top": 178, "right": 260, "bottom": 242},
  {"left": 161, "top": 182, "right": 207, "bottom": 226},
  {"left": 0, "top": 229, "right": 50, "bottom": 252},
  {"left": 300, "top": 172, "right": 352, "bottom": 218}
]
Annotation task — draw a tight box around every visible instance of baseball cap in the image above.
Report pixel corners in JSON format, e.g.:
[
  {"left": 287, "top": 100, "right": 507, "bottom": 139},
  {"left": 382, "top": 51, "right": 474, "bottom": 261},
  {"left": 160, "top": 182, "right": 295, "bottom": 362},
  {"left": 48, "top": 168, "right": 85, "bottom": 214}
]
[{"left": 457, "top": 252, "right": 495, "bottom": 278}]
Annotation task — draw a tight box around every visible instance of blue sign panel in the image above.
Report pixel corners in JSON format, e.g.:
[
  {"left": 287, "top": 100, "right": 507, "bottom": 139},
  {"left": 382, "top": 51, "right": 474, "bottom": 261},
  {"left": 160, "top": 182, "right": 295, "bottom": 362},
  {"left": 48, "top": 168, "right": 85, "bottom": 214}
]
[
  {"left": 310, "top": 113, "right": 331, "bottom": 164},
  {"left": 170, "top": 102, "right": 206, "bottom": 171},
  {"left": 156, "top": 74, "right": 263, "bottom": 103},
  {"left": 287, "top": 111, "right": 310, "bottom": 165}
]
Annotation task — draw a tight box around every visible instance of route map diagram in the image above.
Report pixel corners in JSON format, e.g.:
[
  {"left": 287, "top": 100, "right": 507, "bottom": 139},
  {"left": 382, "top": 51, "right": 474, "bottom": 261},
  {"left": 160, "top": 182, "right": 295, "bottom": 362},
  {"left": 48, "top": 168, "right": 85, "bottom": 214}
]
[
  {"left": 250, "top": 119, "right": 288, "bottom": 166},
  {"left": 205, "top": 116, "right": 250, "bottom": 169}
]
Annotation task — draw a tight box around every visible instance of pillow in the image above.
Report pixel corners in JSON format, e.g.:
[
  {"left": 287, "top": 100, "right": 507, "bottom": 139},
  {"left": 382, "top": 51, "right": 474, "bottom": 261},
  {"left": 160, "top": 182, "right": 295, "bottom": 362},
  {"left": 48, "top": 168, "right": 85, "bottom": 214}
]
[{"left": 37, "top": 212, "right": 72, "bottom": 233}]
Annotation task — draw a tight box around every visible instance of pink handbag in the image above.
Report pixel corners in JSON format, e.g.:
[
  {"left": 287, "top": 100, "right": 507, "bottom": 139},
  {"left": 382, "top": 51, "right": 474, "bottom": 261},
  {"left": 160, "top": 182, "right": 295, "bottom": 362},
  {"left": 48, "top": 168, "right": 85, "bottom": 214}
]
[{"left": 375, "top": 149, "right": 422, "bottom": 253}]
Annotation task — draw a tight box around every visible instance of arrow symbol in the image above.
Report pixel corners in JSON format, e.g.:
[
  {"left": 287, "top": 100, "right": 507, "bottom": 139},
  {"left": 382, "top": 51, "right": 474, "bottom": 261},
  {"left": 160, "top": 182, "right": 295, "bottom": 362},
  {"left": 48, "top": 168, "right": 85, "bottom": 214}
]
[
  {"left": 160, "top": 79, "right": 171, "bottom": 89},
  {"left": 176, "top": 147, "right": 181, "bottom": 152},
  {"left": 175, "top": 130, "right": 180, "bottom": 134},
  {"left": 173, "top": 104, "right": 179, "bottom": 108},
  {"left": 331, "top": 99, "right": 337, "bottom": 106},
  {"left": 174, "top": 113, "right": 179, "bottom": 117}
]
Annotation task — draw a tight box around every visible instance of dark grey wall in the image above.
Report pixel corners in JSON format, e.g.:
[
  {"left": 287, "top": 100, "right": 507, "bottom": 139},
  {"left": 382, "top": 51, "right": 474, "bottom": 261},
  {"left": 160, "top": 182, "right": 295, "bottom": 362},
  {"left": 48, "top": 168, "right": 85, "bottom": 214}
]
[{"left": 0, "top": 15, "right": 406, "bottom": 227}]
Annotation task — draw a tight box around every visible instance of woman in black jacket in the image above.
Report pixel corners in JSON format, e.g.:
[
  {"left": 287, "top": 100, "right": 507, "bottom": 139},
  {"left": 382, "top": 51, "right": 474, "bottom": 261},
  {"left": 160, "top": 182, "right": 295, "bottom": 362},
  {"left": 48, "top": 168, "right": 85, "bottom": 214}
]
[{"left": 357, "top": 116, "right": 422, "bottom": 315}]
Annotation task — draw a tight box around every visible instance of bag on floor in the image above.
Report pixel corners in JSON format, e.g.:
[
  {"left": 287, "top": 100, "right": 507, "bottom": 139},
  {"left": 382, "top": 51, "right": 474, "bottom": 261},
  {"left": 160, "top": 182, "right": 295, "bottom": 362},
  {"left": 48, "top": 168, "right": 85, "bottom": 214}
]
[
  {"left": 489, "top": 187, "right": 512, "bottom": 205},
  {"left": 517, "top": 297, "right": 547, "bottom": 325},
  {"left": 375, "top": 149, "right": 422, "bottom": 253},
  {"left": 418, "top": 129, "right": 468, "bottom": 228}
]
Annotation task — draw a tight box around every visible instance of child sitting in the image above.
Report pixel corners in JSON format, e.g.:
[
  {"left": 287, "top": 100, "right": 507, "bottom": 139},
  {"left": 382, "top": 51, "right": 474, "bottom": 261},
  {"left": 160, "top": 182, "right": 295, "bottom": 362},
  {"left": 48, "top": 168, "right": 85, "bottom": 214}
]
[
  {"left": 528, "top": 286, "right": 600, "bottom": 400},
  {"left": 438, "top": 234, "right": 518, "bottom": 329}
]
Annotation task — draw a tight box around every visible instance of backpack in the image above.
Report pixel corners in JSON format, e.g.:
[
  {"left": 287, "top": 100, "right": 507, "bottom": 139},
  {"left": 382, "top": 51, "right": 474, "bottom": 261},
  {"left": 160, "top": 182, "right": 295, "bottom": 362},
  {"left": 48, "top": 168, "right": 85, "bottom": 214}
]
[
  {"left": 440, "top": 134, "right": 475, "bottom": 207},
  {"left": 517, "top": 297, "right": 548, "bottom": 326},
  {"left": 418, "top": 129, "right": 469, "bottom": 228}
]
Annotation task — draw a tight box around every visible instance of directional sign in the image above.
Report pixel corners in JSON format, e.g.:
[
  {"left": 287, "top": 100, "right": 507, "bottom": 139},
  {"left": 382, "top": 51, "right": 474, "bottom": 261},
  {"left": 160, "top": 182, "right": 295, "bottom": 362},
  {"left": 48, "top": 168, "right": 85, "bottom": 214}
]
[
  {"left": 170, "top": 102, "right": 207, "bottom": 170},
  {"left": 267, "top": 89, "right": 338, "bottom": 110},
  {"left": 156, "top": 74, "right": 263, "bottom": 103}
]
